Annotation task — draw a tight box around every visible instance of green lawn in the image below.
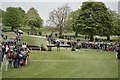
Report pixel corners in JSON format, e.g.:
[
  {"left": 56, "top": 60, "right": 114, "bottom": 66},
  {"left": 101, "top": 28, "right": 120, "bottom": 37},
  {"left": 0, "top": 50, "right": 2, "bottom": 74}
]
[
  {"left": 1, "top": 32, "right": 119, "bottom": 78},
  {"left": 1, "top": 27, "right": 120, "bottom": 42},
  {"left": 3, "top": 32, "right": 16, "bottom": 39},
  {"left": 2, "top": 49, "right": 118, "bottom": 78},
  {"left": 21, "top": 35, "right": 47, "bottom": 47}
]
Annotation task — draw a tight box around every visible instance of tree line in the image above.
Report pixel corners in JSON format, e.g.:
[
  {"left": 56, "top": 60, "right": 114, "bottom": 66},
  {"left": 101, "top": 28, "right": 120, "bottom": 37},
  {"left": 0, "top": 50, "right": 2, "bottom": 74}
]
[
  {"left": 47, "top": 2, "right": 120, "bottom": 41},
  {"left": 0, "top": 9, "right": 2, "bottom": 23},
  {"left": 71, "top": 2, "right": 120, "bottom": 41},
  {"left": 1, "top": 1, "right": 120, "bottom": 41},
  {"left": 1, "top": 7, "right": 43, "bottom": 32}
]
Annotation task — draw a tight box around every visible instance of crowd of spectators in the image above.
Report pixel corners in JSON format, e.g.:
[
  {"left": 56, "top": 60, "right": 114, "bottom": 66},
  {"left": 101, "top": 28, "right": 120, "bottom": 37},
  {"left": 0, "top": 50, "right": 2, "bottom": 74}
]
[
  {"left": 47, "top": 35, "right": 120, "bottom": 51},
  {"left": 0, "top": 31, "right": 29, "bottom": 71},
  {"left": 1, "top": 41, "right": 29, "bottom": 71},
  {"left": 46, "top": 34, "right": 120, "bottom": 59}
]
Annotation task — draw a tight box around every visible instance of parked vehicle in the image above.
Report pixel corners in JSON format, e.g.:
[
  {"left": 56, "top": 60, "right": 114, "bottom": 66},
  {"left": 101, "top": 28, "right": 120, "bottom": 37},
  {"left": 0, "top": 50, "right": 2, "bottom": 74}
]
[
  {"left": 14, "top": 29, "right": 24, "bottom": 34},
  {"left": 1, "top": 28, "right": 8, "bottom": 32}
]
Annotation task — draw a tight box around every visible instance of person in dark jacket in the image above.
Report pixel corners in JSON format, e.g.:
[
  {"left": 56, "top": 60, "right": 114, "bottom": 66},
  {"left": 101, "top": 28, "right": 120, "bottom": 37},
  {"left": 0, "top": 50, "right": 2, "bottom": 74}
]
[
  {"left": 116, "top": 47, "right": 120, "bottom": 60},
  {"left": 13, "top": 46, "right": 19, "bottom": 68},
  {"left": 56, "top": 41, "right": 60, "bottom": 51}
]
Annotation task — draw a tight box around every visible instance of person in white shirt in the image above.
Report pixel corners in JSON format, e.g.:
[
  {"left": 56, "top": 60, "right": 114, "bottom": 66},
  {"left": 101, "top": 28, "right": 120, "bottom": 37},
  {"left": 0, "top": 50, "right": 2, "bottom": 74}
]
[
  {"left": 22, "top": 43, "right": 27, "bottom": 49},
  {"left": 5, "top": 45, "right": 9, "bottom": 54}
]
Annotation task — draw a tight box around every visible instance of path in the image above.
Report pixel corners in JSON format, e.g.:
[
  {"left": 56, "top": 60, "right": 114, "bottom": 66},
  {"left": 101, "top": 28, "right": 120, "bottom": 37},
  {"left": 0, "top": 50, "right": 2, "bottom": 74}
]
[
  {"left": 30, "top": 35, "right": 46, "bottom": 39},
  {"left": 29, "top": 35, "right": 73, "bottom": 42}
]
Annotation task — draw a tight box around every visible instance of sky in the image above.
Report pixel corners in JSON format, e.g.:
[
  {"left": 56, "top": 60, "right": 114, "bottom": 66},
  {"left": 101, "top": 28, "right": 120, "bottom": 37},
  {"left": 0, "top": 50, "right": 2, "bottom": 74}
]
[{"left": 0, "top": 0, "right": 120, "bottom": 26}]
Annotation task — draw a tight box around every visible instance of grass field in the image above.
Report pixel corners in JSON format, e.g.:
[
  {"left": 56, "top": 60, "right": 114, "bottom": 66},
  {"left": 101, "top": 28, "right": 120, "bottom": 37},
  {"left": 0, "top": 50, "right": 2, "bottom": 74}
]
[
  {"left": 2, "top": 49, "right": 118, "bottom": 78},
  {"left": 1, "top": 32, "right": 119, "bottom": 78}
]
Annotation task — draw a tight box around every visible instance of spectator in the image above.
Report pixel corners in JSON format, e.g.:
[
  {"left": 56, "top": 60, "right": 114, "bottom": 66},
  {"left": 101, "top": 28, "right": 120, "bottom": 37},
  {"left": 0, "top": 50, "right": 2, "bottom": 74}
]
[
  {"left": 13, "top": 46, "right": 19, "bottom": 68},
  {"left": 76, "top": 39, "right": 81, "bottom": 49},
  {"left": 70, "top": 41, "right": 75, "bottom": 48},
  {"left": 2, "top": 44, "right": 5, "bottom": 59},
  {"left": 100, "top": 41, "right": 104, "bottom": 49},
  {"left": 55, "top": 33, "right": 58, "bottom": 38},
  {"left": 39, "top": 32, "right": 42, "bottom": 36},
  {"left": 22, "top": 43, "right": 27, "bottom": 49},
  {"left": 116, "top": 47, "right": 120, "bottom": 60},
  {"left": 48, "top": 35, "right": 52, "bottom": 43},
  {"left": 0, "top": 43, "right": 4, "bottom": 71},
  {"left": 56, "top": 39, "right": 60, "bottom": 51},
  {"left": 5, "top": 45, "right": 9, "bottom": 54},
  {"left": 5, "top": 35, "right": 8, "bottom": 40},
  {"left": 1, "top": 33, "right": 4, "bottom": 39},
  {"left": 6, "top": 47, "right": 13, "bottom": 71},
  {"left": 27, "top": 32, "right": 29, "bottom": 35}
]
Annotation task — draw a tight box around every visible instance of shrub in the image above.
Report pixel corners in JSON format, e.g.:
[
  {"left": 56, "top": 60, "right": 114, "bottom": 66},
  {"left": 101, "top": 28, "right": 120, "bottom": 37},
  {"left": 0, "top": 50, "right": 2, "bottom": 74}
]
[{"left": 41, "top": 44, "right": 46, "bottom": 51}]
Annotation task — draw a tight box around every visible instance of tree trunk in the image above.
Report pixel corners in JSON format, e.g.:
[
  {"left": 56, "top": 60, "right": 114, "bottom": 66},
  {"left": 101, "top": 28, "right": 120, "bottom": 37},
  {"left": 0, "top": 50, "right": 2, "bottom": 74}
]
[
  {"left": 31, "top": 27, "right": 33, "bottom": 35},
  {"left": 75, "top": 32, "right": 78, "bottom": 37},
  {"left": 90, "top": 35, "right": 94, "bottom": 41},
  {"left": 59, "top": 26, "right": 62, "bottom": 38},
  {"left": 31, "top": 26, "right": 35, "bottom": 35},
  {"left": 107, "top": 35, "right": 110, "bottom": 41},
  {"left": 59, "top": 31, "right": 62, "bottom": 38},
  {"left": 11, "top": 26, "right": 14, "bottom": 31}
]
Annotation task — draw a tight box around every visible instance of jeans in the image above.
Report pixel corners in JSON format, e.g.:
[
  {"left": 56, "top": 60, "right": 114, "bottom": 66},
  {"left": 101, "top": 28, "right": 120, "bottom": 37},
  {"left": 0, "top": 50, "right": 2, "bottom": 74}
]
[
  {"left": 6, "top": 60, "right": 12, "bottom": 71},
  {"left": 13, "top": 59, "right": 19, "bottom": 68}
]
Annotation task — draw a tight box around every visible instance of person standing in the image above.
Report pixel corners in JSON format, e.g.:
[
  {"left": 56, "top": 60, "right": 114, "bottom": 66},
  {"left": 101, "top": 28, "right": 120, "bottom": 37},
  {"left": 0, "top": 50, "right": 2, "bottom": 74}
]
[
  {"left": 13, "top": 46, "right": 19, "bottom": 68},
  {"left": 5, "top": 35, "right": 7, "bottom": 40},
  {"left": 22, "top": 43, "right": 27, "bottom": 49},
  {"left": 57, "top": 41, "right": 60, "bottom": 51},
  {"left": 0, "top": 44, "right": 4, "bottom": 71},
  {"left": 116, "top": 47, "right": 120, "bottom": 60},
  {"left": 2, "top": 43, "right": 5, "bottom": 59},
  {"left": 27, "top": 32, "right": 29, "bottom": 35},
  {"left": 56, "top": 39, "right": 60, "bottom": 51},
  {"left": 5, "top": 46, "right": 13, "bottom": 71}
]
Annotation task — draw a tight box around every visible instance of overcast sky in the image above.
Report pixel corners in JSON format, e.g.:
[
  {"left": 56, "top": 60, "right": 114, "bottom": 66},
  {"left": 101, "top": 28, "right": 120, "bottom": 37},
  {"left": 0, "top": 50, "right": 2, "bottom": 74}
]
[{"left": 0, "top": 0, "right": 120, "bottom": 25}]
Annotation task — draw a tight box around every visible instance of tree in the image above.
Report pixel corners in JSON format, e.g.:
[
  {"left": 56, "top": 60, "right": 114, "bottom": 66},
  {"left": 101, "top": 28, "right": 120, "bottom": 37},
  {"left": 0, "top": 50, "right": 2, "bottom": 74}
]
[
  {"left": 63, "top": 15, "right": 73, "bottom": 32},
  {"left": 17, "top": 7, "right": 26, "bottom": 27},
  {"left": 109, "top": 11, "right": 120, "bottom": 33},
  {"left": 72, "top": 1, "right": 115, "bottom": 41},
  {"left": 117, "top": 16, "right": 120, "bottom": 36},
  {"left": 117, "top": 17, "right": 120, "bottom": 41},
  {"left": 64, "top": 9, "right": 80, "bottom": 33},
  {"left": 26, "top": 7, "right": 43, "bottom": 32},
  {"left": 70, "top": 9, "right": 81, "bottom": 37},
  {"left": 47, "top": 4, "right": 71, "bottom": 37},
  {"left": 112, "top": 11, "right": 120, "bottom": 41},
  {"left": 101, "top": 9, "right": 118, "bottom": 40},
  {"left": 0, "top": 9, "right": 2, "bottom": 23},
  {"left": 2, "top": 7, "right": 24, "bottom": 31}
]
